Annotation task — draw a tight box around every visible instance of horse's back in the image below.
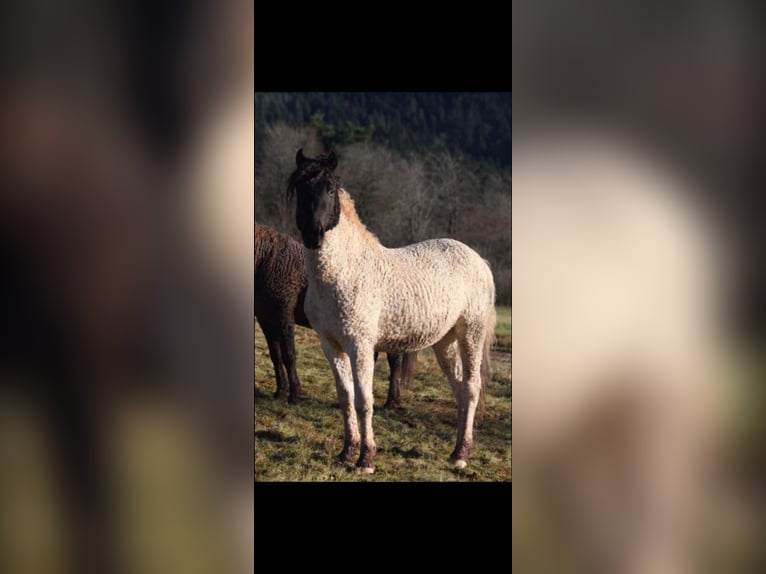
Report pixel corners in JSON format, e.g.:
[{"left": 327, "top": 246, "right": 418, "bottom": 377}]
[
  {"left": 393, "top": 238, "right": 493, "bottom": 288},
  {"left": 254, "top": 225, "right": 307, "bottom": 324}
]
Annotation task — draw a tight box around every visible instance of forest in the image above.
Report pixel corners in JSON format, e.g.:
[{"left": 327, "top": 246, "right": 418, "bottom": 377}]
[{"left": 254, "top": 92, "right": 511, "bottom": 304}]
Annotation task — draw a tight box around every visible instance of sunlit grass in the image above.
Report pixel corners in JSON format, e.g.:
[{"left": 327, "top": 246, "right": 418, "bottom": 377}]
[{"left": 494, "top": 305, "right": 512, "bottom": 352}]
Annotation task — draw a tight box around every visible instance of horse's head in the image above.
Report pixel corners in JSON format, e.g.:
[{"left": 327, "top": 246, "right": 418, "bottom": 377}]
[{"left": 287, "top": 149, "right": 341, "bottom": 249}]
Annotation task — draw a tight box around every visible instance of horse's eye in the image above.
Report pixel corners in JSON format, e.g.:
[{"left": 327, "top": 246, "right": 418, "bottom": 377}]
[{"left": 328, "top": 187, "right": 336, "bottom": 195}]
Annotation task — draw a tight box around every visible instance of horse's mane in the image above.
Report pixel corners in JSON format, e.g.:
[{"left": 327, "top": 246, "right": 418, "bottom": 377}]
[{"left": 338, "top": 189, "right": 381, "bottom": 247}]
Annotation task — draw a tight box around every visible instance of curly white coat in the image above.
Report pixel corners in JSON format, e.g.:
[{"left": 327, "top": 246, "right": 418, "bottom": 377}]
[{"left": 303, "top": 190, "right": 496, "bottom": 472}]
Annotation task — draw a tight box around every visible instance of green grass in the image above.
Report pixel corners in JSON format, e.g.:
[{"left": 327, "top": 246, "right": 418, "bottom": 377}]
[
  {"left": 494, "top": 305, "right": 512, "bottom": 352},
  {"left": 255, "top": 308, "right": 512, "bottom": 481}
]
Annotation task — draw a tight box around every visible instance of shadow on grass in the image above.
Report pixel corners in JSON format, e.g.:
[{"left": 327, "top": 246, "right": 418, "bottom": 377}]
[
  {"left": 390, "top": 446, "right": 424, "bottom": 459},
  {"left": 255, "top": 430, "right": 300, "bottom": 443},
  {"left": 451, "top": 466, "right": 480, "bottom": 480},
  {"left": 255, "top": 391, "right": 334, "bottom": 413}
]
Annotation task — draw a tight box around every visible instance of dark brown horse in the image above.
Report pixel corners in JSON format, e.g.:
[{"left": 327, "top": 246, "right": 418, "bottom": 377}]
[{"left": 255, "top": 224, "right": 415, "bottom": 406}]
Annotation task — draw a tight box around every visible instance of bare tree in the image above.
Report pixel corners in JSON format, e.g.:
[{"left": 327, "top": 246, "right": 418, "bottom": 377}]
[
  {"left": 394, "top": 156, "right": 436, "bottom": 244},
  {"left": 340, "top": 145, "right": 442, "bottom": 245},
  {"left": 336, "top": 142, "right": 391, "bottom": 228},
  {"left": 426, "top": 151, "right": 479, "bottom": 236}
]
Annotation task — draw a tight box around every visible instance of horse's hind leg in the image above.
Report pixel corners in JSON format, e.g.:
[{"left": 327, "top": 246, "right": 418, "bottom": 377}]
[
  {"left": 382, "top": 353, "right": 403, "bottom": 410},
  {"left": 433, "top": 333, "right": 463, "bottom": 403},
  {"left": 262, "top": 324, "right": 289, "bottom": 399},
  {"left": 434, "top": 333, "right": 480, "bottom": 466},
  {"left": 279, "top": 323, "right": 301, "bottom": 404},
  {"left": 451, "top": 325, "right": 487, "bottom": 467},
  {"left": 319, "top": 338, "right": 360, "bottom": 463}
]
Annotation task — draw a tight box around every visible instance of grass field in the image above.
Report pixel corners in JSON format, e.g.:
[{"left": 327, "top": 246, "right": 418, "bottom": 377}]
[
  {"left": 254, "top": 307, "right": 512, "bottom": 482},
  {"left": 495, "top": 305, "right": 512, "bottom": 351}
]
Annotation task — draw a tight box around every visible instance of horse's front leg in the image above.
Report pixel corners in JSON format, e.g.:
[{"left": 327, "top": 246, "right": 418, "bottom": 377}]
[
  {"left": 350, "top": 345, "right": 377, "bottom": 473},
  {"left": 261, "top": 323, "right": 288, "bottom": 399},
  {"left": 319, "top": 338, "right": 359, "bottom": 462}
]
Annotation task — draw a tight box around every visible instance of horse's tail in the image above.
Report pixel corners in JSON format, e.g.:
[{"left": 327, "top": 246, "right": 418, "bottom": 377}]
[
  {"left": 479, "top": 305, "right": 497, "bottom": 415},
  {"left": 400, "top": 351, "right": 418, "bottom": 388},
  {"left": 479, "top": 259, "right": 497, "bottom": 415}
]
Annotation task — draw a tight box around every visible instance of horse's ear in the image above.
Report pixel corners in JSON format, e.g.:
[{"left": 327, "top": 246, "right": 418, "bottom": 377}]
[
  {"left": 325, "top": 151, "right": 337, "bottom": 171},
  {"left": 296, "top": 148, "right": 307, "bottom": 168}
]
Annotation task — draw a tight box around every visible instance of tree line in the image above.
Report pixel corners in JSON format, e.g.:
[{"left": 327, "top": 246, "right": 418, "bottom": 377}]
[{"left": 255, "top": 92, "right": 511, "bottom": 170}]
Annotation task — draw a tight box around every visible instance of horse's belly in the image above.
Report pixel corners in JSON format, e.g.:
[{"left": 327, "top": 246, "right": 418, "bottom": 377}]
[
  {"left": 376, "top": 306, "right": 459, "bottom": 353},
  {"left": 374, "top": 332, "right": 436, "bottom": 354}
]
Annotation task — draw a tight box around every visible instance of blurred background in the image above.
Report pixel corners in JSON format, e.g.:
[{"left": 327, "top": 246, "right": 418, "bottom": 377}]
[
  {"left": 0, "top": 0, "right": 253, "bottom": 572},
  {"left": 513, "top": 1, "right": 765, "bottom": 572}
]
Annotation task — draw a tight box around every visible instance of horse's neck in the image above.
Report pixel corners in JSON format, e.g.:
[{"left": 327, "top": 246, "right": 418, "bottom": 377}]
[{"left": 306, "top": 210, "right": 381, "bottom": 284}]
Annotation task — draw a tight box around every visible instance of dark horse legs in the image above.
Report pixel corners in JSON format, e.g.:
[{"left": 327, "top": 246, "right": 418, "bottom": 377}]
[
  {"left": 279, "top": 324, "right": 301, "bottom": 404},
  {"left": 46, "top": 369, "right": 116, "bottom": 574},
  {"left": 263, "top": 326, "right": 288, "bottom": 399},
  {"left": 383, "top": 353, "right": 403, "bottom": 409},
  {"left": 374, "top": 352, "right": 404, "bottom": 410},
  {"left": 260, "top": 321, "right": 301, "bottom": 404}
]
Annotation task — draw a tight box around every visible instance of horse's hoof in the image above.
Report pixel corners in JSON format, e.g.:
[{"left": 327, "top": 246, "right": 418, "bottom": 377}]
[
  {"left": 359, "top": 466, "right": 375, "bottom": 475},
  {"left": 337, "top": 446, "right": 360, "bottom": 464},
  {"left": 453, "top": 460, "right": 468, "bottom": 469},
  {"left": 382, "top": 401, "right": 401, "bottom": 410},
  {"left": 356, "top": 445, "right": 377, "bottom": 470},
  {"left": 287, "top": 396, "right": 301, "bottom": 405}
]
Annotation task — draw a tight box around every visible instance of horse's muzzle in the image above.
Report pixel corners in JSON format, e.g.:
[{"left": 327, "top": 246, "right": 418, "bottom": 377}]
[{"left": 301, "top": 228, "right": 324, "bottom": 250}]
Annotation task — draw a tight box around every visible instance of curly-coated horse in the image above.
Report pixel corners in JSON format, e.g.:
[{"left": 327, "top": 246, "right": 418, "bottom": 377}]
[{"left": 287, "top": 150, "right": 496, "bottom": 473}]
